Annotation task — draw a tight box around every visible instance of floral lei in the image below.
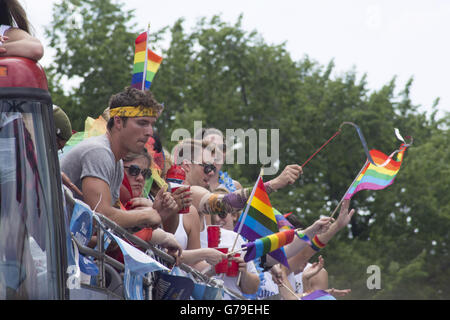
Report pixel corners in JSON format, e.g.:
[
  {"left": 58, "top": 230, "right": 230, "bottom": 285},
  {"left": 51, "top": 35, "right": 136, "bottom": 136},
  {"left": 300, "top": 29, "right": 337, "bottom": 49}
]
[{"left": 218, "top": 170, "right": 237, "bottom": 192}]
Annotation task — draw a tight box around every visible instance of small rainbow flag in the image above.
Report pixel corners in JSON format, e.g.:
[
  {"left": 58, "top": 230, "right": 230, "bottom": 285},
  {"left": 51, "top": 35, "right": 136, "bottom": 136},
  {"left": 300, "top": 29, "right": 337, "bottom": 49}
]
[
  {"left": 242, "top": 229, "right": 296, "bottom": 263},
  {"left": 234, "top": 176, "right": 290, "bottom": 267},
  {"left": 131, "top": 30, "right": 163, "bottom": 90},
  {"left": 344, "top": 143, "right": 408, "bottom": 200}
]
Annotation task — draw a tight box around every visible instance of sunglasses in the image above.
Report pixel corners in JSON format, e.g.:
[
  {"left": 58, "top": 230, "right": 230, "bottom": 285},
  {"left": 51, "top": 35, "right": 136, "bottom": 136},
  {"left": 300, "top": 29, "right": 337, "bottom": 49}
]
[
  {"left": 218, "top": 212, "right": 228, "bottom": 219},
  {"left": 124, "top": 165, "right": 152, "bottom": 179},
  {"left": 194, "top": 162, "right": 217, "bottom": 174}
]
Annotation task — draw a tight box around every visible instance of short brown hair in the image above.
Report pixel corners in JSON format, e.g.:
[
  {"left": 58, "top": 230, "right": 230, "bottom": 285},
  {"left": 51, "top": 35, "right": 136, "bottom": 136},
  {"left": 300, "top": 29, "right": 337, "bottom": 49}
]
[{"left": 107, "top": 87, "right": 163, "bottom": 130}]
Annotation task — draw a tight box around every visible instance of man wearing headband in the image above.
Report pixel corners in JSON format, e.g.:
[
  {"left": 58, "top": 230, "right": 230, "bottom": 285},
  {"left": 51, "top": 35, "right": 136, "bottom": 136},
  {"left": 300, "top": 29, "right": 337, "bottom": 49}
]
[{"left": 60, "top": 87, "right": 182, "bottom": 258}]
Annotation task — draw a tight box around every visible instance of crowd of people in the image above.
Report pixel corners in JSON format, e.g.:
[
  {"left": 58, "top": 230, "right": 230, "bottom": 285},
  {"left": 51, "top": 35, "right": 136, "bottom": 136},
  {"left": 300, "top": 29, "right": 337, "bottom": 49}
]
[{"left": 1, "top": 0, "right": 353, "bottom": 300}]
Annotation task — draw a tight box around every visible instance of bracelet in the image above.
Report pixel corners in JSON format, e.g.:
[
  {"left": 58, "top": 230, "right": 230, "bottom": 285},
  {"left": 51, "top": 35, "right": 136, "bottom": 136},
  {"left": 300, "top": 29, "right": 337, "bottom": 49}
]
[
  {"left": 264, "top": 181, "right": 277, "bottom": 193},
  {"left": 310, "top": 235, "right": 326, "bottom": 252}
]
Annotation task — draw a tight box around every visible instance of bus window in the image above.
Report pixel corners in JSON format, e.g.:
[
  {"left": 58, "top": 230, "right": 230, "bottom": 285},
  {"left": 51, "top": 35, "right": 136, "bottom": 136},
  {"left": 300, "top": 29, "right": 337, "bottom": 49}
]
[{"left": 0, "top": 100, "right": 60, "bottom": 299}]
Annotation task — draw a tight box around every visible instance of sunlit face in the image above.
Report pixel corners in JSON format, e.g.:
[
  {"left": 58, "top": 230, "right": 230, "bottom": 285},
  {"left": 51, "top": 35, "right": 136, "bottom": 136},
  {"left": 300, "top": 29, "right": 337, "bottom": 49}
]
[
  {"left": 120, "top": 156, "right": 150, "bottom": 202},
  {"left": 211, "top": 210, "right": 236, "bottom": 231},
  {"left": 185, "top": 149, "right": 217, "bottom": 189},
  {"left": 118, "top": 116, "right": 155, "bottom": 154}
]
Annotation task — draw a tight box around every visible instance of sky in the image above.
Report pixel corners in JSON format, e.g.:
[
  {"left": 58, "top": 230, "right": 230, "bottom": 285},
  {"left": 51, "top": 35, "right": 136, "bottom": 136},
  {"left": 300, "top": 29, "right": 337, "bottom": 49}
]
[{"left": 20, "top": 0, "right": 450, "bottom": 119}]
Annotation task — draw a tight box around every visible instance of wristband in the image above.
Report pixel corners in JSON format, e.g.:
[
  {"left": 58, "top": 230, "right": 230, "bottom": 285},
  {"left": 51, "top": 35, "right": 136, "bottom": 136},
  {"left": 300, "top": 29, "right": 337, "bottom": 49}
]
[
  {"left": 264, "top": 181, "right": 276, "bottom": 193},
  {"left": 310, "top": 235, "right": 326, "bottom": 252}
]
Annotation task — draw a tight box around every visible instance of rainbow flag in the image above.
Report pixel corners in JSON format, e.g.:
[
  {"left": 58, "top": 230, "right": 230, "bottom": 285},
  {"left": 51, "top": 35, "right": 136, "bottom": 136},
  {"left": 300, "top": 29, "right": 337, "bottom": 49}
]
[
  {"left": 242, "top": 229, "right": 295, "bottom": 264},
  {"left": 273, "top": 208, "right": 294, "bottom": 231},
  {"left": 234, "top": 176, "right": 290, "bottom": 267},
  {"left": 344, "top": 144, "right": 408, "bottom": 200},
  {"left": 131, "top": 30, "right": 163, "bottom": 90}
]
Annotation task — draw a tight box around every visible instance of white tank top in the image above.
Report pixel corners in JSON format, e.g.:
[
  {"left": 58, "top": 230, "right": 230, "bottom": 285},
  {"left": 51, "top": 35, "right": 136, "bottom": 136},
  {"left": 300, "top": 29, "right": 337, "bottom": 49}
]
[
  {"left": 174, "top": 214, "right": 188, "bottom": 250},
  {"left": 199, "top": 217, "right": 208, "bottom": 248},
  {"left": 294, "top": 263, "right": 312, "bottom": 294}
]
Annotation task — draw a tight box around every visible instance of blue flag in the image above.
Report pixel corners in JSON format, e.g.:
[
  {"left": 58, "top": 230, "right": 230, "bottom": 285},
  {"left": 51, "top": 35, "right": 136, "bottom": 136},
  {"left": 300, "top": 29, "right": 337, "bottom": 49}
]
[
  {"left": 108, "top": 233, "right": 169, "bottom": 300},
  {"left": 70, "top": 200, "right": 99, "bottom": 276}
]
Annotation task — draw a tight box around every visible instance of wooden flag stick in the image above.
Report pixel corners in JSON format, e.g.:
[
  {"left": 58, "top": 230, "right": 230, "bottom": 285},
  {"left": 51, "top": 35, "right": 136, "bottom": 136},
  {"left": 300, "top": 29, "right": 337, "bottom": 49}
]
[
  {"left": 226, "top": 246, "right": 248, "bottom": 257},
  {"left": 141, "top": 23, "right": 150, "bottom": 90},
  {"left": 301, "top": 130, "right": 341, "bottom": 168},
  {"left": 230, "top": 169, "right": 263, "bottom": 253},
  {"left": 280, "top": 282, "right": 301, "bottom": 300}
]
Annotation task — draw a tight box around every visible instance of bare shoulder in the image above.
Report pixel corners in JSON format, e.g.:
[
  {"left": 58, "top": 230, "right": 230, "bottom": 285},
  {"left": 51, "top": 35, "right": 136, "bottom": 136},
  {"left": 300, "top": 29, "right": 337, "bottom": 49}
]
[
  {"left": 190, "top": 185, "right": 208, "bottom": 193},
  {"left": 185, "top": 205, "right": 200, "bottom": 222},
  {"left": 190, "top": 185, "right": 210, "bottom": 197}
]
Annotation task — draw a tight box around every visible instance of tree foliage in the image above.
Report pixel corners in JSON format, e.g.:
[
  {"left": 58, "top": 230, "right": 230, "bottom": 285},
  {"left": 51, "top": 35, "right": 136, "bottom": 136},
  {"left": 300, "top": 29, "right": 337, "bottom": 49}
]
[{"left": 45, "top": 0, "right": 450, "bottom": 299}]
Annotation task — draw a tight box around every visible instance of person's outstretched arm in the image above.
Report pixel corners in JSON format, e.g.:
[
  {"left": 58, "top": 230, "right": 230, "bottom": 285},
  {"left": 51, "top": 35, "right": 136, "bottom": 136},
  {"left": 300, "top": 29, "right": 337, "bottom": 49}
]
[
  {"left": 194, "top": 164, "right": 303, "bottom": 216},
  {"left": 0, "top": 28, "right": 44, "bottom": 61},
  {"left": 288, "top": 200, "right": 355, "bottom": 272}
]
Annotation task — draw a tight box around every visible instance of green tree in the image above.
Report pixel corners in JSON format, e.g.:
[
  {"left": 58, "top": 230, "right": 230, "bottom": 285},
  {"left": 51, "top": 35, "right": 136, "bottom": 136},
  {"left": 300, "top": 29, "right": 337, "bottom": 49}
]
[
  {"left": 45, "top": 1, "right": 450, "bottom": 299},
  {"left": 45, "top": 0, "right": 141, "bottom": 130}
]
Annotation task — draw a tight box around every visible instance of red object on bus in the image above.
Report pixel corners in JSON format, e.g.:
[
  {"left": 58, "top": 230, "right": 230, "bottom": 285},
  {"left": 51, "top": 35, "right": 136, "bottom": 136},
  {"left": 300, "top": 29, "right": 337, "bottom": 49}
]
[{"left": 0, "top": 57, "right": 48, "bottom": 89}]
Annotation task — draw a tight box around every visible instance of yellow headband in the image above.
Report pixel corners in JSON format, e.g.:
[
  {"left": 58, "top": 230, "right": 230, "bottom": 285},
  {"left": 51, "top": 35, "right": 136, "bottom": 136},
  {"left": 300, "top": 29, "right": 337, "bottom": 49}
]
[{"left": 109, "top": 106, "right": 158, "bottom": 118}]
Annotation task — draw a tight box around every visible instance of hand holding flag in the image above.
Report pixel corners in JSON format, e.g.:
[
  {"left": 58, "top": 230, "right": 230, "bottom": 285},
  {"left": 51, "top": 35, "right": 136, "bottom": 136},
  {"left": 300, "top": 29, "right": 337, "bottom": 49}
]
[
  {"left": 233, "top": 175, "right": 291, "bottom": 267},
  {"left": 241, "top": 229, "right": 296, "bottom": 264}
]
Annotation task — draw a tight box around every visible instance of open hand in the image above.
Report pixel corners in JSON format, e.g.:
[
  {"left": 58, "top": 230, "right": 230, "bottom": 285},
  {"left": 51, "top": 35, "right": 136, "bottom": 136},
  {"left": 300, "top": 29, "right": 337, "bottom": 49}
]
[
  {"left": 160, "top": 232, "right": 183, "bottom": 265},
  {"left": 336, "top": 200, "right": 355, "bottom": 230},
  {"left": 153, "top": 187, "right": 179, "bottom": 218},
  {"left": 309, "top": 217, "right": 333, "bottom": 236},
  {"left": 303, "top": 255, "right": 324, "bottom": 280},
  {"left": 326, "top": 288, "right": 351, "bottom": 297}
]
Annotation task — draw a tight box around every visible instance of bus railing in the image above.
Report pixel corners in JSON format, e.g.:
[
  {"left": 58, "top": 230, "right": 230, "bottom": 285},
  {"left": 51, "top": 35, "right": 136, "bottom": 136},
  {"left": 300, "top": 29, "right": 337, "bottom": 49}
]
[{"left": 64, "top": 188, "right": 247, "bottom": 300}]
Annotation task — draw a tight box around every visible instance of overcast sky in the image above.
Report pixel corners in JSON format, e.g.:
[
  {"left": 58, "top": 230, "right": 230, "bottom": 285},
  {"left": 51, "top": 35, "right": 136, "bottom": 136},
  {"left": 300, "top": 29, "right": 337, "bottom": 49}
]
[{"left": 20, "top": 0, "right": 450, "bottom": 118}]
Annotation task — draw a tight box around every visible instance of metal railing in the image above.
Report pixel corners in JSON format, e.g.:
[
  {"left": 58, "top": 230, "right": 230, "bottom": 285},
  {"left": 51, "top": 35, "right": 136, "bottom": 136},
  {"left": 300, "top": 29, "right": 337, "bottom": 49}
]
[{"left": 64, "top": 188, "right": 247, "bottom": 300}]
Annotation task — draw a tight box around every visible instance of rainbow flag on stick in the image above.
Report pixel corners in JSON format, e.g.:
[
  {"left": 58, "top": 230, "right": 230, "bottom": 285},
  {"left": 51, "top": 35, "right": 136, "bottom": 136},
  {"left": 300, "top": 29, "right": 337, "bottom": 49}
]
[
  {"left": 131, "top": 27, "right": 163, "bottom": 90},
  {"left": 242, "top": 229, "right": 296, "bottom": 264},
  {"left": 344, "top": 143, "right": 408, "bottom": 200},
  {"left": 233, "top": 176, "right": 290, "bottom": 267}
]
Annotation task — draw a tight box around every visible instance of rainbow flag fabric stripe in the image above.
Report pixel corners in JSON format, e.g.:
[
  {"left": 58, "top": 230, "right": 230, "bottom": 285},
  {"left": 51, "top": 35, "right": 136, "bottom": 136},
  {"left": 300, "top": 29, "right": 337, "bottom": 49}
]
[
  {"left": 234, "top": 176, "right": 290, "bottom": 267},
  {"left": 131, "top": 31, "right": 163, "bottom": 90},
  {"left": 242, "top": 229, "right": 295, "bottom": 264},
  {"left": 273, "top": 208, "right": 294, "bottom": 231},
  {"left": 344, "top": 144, "right": 408, "bottom": 200}
]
